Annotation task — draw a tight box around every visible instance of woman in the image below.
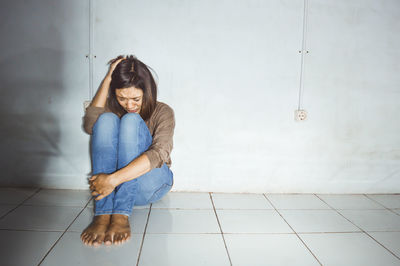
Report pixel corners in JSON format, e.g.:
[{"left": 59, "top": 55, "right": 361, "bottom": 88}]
[{"left": 81, "top": 55, "right": 175, "bottom": 246}]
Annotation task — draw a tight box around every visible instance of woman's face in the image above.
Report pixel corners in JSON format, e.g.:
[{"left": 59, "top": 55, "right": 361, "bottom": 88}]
[{"left": 115, "top": 87, "right": 143, "bottom": 114}]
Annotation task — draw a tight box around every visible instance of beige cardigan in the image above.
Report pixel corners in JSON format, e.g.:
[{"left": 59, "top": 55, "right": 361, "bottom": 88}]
[{"left": 82, "top": 101, "right": 175, "bottom": 170}]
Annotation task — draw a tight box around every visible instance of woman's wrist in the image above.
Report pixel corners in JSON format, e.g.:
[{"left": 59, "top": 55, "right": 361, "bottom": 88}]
[{"left": 109, "top": 171, "right": 122, "bottom": 187}]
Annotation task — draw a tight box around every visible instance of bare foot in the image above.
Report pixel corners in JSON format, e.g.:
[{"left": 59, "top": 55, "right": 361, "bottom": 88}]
[
  {"left": 104, "top": 214, "right": 131, "bottom": 246},
  {"left": 80, "top": 214, "right": 111, "bottom": 247}
]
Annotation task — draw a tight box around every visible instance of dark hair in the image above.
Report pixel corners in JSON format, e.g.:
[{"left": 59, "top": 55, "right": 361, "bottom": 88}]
[{"left": 107, "top": 55, "right": 158, "bottom": 121}]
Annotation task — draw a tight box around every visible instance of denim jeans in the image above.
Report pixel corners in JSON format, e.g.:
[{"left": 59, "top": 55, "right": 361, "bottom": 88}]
[{"left": 91, "top": 112, "right": 173, "bottom": 216}]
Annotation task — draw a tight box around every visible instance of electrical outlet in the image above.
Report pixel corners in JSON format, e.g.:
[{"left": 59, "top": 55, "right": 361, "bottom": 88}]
[
  {"left": 295, "top": 109, "right": 307, "bottom": 121},
  {"left": 83, "top": 100, "right": 91, "bottom": 111}
]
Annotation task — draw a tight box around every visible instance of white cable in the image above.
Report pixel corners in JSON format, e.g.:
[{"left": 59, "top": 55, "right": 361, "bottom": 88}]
[
  {"left": 298, "top": 0, "right": 309, "bottom": 110},
  {"left": 89, "top": 0, "right": 94, "bottom": 99}
]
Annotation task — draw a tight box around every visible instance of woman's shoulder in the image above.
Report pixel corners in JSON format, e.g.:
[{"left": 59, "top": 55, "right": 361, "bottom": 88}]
[
  {"left": 154, "top": 101, "right": 174, "bottom": 114},
  {"left": 151, "top": 101, "right": 175, "bottom": 122}
]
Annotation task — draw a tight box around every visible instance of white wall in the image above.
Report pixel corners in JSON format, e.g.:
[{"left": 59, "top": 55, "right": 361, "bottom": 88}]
[{"left": 1, "top": 0, "right": 399, "bottom": 193}]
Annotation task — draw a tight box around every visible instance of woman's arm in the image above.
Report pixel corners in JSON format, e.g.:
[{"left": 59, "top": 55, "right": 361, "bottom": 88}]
[
  {"left": 89, "top": 154, "right": 151, "bottom": 200},
  {"left": 143, "top": 105, "right": 175, "bottom": 169},
  {"left": 90, "top": 58, "right": 124, "bottom": 108},
  {"left": 82, "top": 76, "right": 112, "bottom": 134},
  {"left": 89, "top": 75, "right": 111, "bottom": 108},
  {"left": 82, "top": 58, "right": 125, "bottom": 134},
  {"left": 112, "top": 154, "right": 151, "bottom": 184}
]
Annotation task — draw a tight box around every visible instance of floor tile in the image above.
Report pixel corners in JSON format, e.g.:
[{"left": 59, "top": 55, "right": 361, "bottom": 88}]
[
  {"left": 41, "top": 232, "right": 142, "bottom": 266},
  {"left": 146, "top": 209, "right": 220, "bottom": 233},
  {"left": 0, "top": 187, "right": 38, "bottom": 204},
  {"left": 279, "top": 210, "right": 360, "bottom": 233},
  {"left": 0, "top": 205, "right": 82, "bottom": 231},
  {"left": 317, "top": 194, "right": 385, "bottom": 209},
  {"left": 216, "top": 210, "right": 292, "bottom": 233},
  {"left": 151, "top": 192, "right": 213, "bottom": 209},
  {"left": 139, "top": 234, "right": 230, "bottom": 266},
  {"left": 68, "top": 207, "right": 150, "bottom": 234},
  {"left": 300, "top": 232, "right": 400, "bottom": 266},
  {"left": 339, "top": 210, "right": 400, "bottom": 232},
  {"left": 2, "top": 190, "right": 400, "bottom": 266},
  {"left": 211, "top": 193, "right": 273, "bottom": 209},
  {"left": 0, "top": 204, "right": 17, "bottom": 217},
  {"left": 369, "top": 232, "right": 400, "bottom": 258},
  {"left": 367, "top": 195, "right": 400, "bottom": 209},
  {"left": 225, "top": 234, "right": 320, "bottom": 266},
  {"left": 266, "top": 194, "right": 330, "bottom": 209},
  {"left": 24, "top": 189, "right": 91, "bottom": 207},
  {"left": 0, "top": 230, "right": 62, "bottom": 266}
]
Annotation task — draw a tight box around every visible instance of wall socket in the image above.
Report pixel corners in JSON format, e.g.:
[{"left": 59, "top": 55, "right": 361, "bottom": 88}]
[
  {"left": 83, "top": 100, "right": 91, "bottom": 111},
  {"left": 295, "top": 109, "right": 307, "bottom": 121}
]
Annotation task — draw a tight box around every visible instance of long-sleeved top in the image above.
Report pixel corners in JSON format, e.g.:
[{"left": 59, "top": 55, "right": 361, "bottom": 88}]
[{"left": 82, "top": 101, "right": 175, "bottom": 170}]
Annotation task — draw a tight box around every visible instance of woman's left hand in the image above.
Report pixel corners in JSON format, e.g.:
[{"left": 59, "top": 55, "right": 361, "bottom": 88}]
[{"left": 89, "top": 173, "right": 118, "bottom": 200}]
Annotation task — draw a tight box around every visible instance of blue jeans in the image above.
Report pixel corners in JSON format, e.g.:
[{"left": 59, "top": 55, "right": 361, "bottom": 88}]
[{"left": 91, "top": 112, "right": 173, "bottom": 216}]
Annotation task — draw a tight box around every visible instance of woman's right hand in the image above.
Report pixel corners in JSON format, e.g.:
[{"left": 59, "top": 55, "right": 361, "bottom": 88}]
[
  {"left": 106, "top": 56, "right": 125, "bottom": 79},
  {"left": 88, "top": 55, "right": 125, "bottom": 109}
]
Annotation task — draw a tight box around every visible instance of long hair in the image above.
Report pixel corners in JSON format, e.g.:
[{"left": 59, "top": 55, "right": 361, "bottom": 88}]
[{"left": 107, "top": 55, "right": 158, "bottom": 121}]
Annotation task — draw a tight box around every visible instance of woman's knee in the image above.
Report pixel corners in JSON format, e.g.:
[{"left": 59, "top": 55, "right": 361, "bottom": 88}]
[
  {"left": 93, "top": 112, "right": 119, "bottom": 131},
  {"left": 119, "top": 113, "right": 150, "bottom": 143},
  {"left": 120, "top": 113, "right": 143, "bottom": 127},
  {"left": 92, "top": 113, "right": 120, "bottom": 146},
  {"left": 97, "top": 112, "right": 120, "bottom": 124}
]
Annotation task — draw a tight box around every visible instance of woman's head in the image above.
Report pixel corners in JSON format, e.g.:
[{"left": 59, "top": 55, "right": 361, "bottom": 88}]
[{"left": 107, "top": 55, "right": 157, "bottom": 120}]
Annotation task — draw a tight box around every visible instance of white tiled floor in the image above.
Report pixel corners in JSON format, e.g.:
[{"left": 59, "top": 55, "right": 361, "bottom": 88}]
[{"left": 1, "top": 188, "right": 400, "bottom": 266}]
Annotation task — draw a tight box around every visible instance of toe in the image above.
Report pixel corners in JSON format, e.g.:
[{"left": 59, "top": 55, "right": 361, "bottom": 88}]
[
  {"left": 82, "top": 234, "right": 91, "bottom": 245},
  {"left": 104, "top": 233, "right": 113, "bottom": 246},
  {"left": 83, "top": 233, "right": 90, "bottom": 240},
  {"left": 85, "top": 236, "right": 92, "bottom": 246},
  {"left": 81, "top": 232, "right": 89, "bottom": 242},
  {"left": 88, "top": 234, "right": 97, "bottom": 246},
  {"left": 113, "top": 234, "right": 120, "bottom": 245},
  {"left": 117, "top": 234, "right": 124, "bottom": 245},
  {"left": 93, "top": 235, "right": 104, "bottom": 247}
]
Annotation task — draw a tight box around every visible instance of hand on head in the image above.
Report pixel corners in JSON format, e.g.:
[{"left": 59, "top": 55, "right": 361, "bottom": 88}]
[{"left": 107, "top": 55, "right": 126, "bottom": 77}]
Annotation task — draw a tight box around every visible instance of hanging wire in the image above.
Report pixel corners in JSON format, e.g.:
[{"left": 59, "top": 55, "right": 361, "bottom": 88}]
[
  {"left": 88, "top": 0, "right": 95, "bottom": 99},
  {"left": 298, "top": 0, "right": 309, "bottom": 110}
]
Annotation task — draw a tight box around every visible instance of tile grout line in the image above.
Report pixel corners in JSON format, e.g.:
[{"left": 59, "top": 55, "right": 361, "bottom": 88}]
[
  {"left": 363, "top": 194, "right": 400, "bottom": 216},
  {"left": 134, "top": 230, "right": 400, "bottom": 234},
  {"left": 150, "top": 207, "right": 394, "bottom": 210},
  {"left": 37, "top": 196, "right": 93, "bottom": 266},
  {"left": 263, "top": 193, "right": 323, "bottom": 266},
  {"left": 0, "top": 228, "right": 68, "bottom": 233},
  {"left": 315, "top": 194, "right": 400, "bottom": 261},
  {"left": 0, "top": 187, "right": 42, "bottom": 220},
  {"left": 209, "top": 192, "right": 233, "bottom": 266},
  {"left": 136, "top": 203, "right": 152, "bottom": 266}
]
